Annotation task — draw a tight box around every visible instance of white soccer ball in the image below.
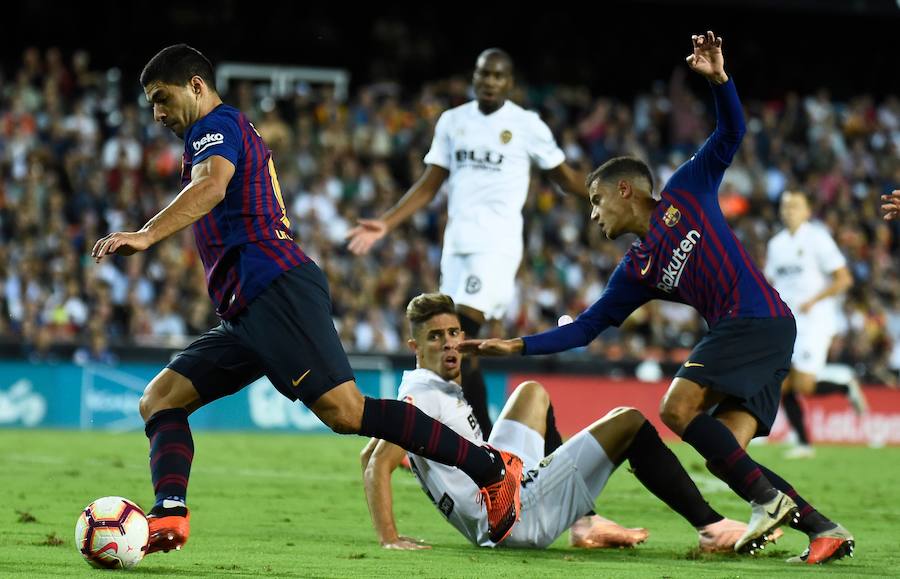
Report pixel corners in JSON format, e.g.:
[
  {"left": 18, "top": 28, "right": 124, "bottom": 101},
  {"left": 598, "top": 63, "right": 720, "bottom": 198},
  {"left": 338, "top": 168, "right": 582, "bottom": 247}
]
[
  {"left": 558, "top": 314, "right": 574, "bottom": 326},
  {"left": 75, "top": 496, "right": 149, "bottom": 569}
]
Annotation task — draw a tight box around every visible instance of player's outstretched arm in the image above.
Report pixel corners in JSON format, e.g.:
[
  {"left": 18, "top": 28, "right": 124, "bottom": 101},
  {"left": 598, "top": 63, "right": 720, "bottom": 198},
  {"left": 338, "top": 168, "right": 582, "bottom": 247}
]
[
  {"left": 882, "top": 190, "right": 900, "bottom": 220},
  {"left": 546, "top": 163, "right": 589, "bottom": 198},
  {"left": 458, "top": 338, "right": 524, "bottom": 356},
  {"left": 685, "top": 30, "right": 728, "bottom": 85},
  {"left": 362, "top": 439, "right": 432, "bottom": 550},
  {"left": 346, "top": 164, "right": 449, "bottom": 255},
  {"left": 91, "top": 156, "right": 232, "bottom": 262}
]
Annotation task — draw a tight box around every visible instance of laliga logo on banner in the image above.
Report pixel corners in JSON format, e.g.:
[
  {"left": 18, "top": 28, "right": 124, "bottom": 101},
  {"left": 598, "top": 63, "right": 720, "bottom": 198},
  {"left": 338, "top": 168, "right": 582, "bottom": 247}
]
[{"left": 192, "top": 133, "right": 224, "bottom": 153}]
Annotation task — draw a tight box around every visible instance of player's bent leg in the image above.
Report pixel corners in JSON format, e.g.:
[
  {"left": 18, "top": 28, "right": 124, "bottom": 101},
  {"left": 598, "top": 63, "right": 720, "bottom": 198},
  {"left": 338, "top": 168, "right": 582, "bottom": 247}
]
[
  {"left": 781, "top": 369, "right": 816, "bottom": 459},
  {"left": 494, "top": 381, "right": 551, "bottom": 437},
  {"left": 787, "top": 369, "right": 817, "bottom": 396},
  {"left": 308, "top": 380, "right": 365, "bottom": 434},
  {"left": 139, "top": 368, "right": 205, "bottom": 420},
  {"left": 659, "top": 378, "right": 725, "bottom": 436},
  {"left": 312, "top": 381, "right": 523, "bottom": 543},
  {"left": 710, "top": 406, "right": 799, "bottom": 554},
  {"left": 140, "top": 369, "right": 203, "bottom": 555}
]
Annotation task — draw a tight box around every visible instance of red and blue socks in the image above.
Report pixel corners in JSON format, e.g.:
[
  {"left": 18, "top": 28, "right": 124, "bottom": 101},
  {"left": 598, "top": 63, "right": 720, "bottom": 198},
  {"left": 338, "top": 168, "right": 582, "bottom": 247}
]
[
  {"left": 360, "top": 397, "right": 501, "bottom": 487},
  {"left": 145, "top": 408, "right": 193, "bottom": 511}
]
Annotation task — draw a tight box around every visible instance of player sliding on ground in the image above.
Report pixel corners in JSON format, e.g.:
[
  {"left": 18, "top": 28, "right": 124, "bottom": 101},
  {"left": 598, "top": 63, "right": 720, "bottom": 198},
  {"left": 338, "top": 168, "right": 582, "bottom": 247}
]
[
  {"left": 90, "top": 44, "right": 523, "bottom": 555},
  {"left": 458, "top": 31, "right": 854, "bottom": 565},
  {"left": 361, "top": 293, "right": 754, "bottom": 551}
]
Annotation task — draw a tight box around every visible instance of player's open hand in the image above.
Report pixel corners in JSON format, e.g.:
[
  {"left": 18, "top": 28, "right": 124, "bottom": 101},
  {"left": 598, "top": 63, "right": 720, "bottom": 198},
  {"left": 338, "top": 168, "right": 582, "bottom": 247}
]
[
  {"left": 382, "top": 536, "right": 431, "bottom": 550},
  {"left": 686, "top": 31, "right": 728, "bottom": 84},
  {"left": 458, "top": 338, "right": 523, "bottom": 356},
  {"left": 347, "top": 218, "right": 388, "bottom": 255},
  {"left": 91, "top": 230, "right": 152, "bottom": 262},
  {"left": 881, "top": 190, "right": 900, "bottom": 221}
]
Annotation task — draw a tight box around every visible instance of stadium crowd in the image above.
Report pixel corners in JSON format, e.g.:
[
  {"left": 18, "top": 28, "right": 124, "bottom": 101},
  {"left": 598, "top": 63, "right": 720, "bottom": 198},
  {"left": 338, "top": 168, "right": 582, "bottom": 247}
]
[{"left": 2, "top": 47, "right": 899, "bottom": 383}]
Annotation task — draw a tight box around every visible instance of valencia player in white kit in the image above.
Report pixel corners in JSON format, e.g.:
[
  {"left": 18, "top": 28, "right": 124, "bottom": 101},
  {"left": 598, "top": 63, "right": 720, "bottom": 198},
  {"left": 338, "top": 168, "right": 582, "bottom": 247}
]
[
  {"left": 361, "top": 293, "right": 752, "bottom": 552},
  {"left": 765, "top": 191, "right": 866, "bottom": 458},
  {"left": 348, "top": 48, "right": 587, "bottom": 440}
]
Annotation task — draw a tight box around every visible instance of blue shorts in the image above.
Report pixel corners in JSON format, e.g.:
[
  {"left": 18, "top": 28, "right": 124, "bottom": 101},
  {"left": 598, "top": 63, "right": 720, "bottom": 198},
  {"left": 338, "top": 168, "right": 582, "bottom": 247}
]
[
  {"left": 676, "top": 316, "right": 796, "bottom": 437},
  {"left": 167, "top": 263, "right": 354, "bottom": 406}
]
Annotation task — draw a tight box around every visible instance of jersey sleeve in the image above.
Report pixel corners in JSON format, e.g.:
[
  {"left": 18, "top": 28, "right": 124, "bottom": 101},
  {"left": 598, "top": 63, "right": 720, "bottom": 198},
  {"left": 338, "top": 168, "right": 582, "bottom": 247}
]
[
  {"left": 423, "top": 111, "right": 453, "bottom": 169},
  {"left": 665, "top": 79, "right": 746, "bottom": 196},
  {"left": 521, "top": 260, "right": 653, "bottom": 355},
  {"left": 814, "top": 226, "right": 847, "bottom": 274},
  {"left": 526, "top": 113, "right": 566, "bottom": 170},
  {"left": 187, "top": 112, "right": 242, "bottom": 167}
]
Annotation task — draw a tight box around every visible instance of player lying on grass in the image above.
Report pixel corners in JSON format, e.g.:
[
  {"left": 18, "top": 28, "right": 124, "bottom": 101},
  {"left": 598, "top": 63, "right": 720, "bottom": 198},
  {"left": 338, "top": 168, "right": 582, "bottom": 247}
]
[
  {"left": 361, "top": 293, "right": 752, "bottom": 551},
  {"left": 458, "top": 31, "right": 854, "bottom": 565}
]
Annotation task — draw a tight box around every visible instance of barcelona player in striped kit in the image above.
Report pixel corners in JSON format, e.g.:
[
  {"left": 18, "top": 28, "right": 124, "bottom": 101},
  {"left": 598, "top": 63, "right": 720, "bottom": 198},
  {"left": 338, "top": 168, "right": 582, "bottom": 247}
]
[
  {"left": 91, "top": 44, "right": 523, "bottom": 554},
  {"left": 460, "top": 32, "right": 854, "bottom": 565}
]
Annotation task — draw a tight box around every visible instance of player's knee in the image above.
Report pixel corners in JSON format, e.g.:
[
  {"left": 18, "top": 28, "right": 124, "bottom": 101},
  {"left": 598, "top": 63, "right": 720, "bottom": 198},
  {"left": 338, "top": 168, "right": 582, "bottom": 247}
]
[
  {"left": 659, "top": 400, "right": 693, "bottom": 435},
  {"left": 511, "top": 380, "right": 549, "bottom": 408},
  {"left": 139, "top": 371, "right": 197, "bottom": 422},
  {"left": 605, "top": 406, "right": 646, "bottom": 434},
  {"left": 325, "top": 411, "right": 362, "bottom": 435}
]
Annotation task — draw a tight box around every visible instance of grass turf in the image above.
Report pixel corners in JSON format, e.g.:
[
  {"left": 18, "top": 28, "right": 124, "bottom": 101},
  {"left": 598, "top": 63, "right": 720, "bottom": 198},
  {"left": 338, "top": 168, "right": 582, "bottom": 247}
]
[{"left": 2, "top": 430, "right": 898, "bottom": 578}]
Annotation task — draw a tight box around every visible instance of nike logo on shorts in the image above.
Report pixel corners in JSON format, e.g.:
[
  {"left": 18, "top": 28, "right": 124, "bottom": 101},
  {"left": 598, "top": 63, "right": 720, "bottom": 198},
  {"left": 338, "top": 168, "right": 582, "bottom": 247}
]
[
  {"left": 684, "top": 361, "right": 705, "bottom": 368},
  {"left": 292, "top": 369, "right": 311, "bottom": 387}
]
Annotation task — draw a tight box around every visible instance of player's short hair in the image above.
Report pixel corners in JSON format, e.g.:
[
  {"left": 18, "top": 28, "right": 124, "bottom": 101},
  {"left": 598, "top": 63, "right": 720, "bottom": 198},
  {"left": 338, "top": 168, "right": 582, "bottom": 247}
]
[
  {"left": 140, "top": 44, "right": 216, "bottom": 90},
  {"left": 406, "top": 293, "right": 457, "bottom": 335},
  {"left": 476, "top": 48, "right": 514, "bottom": 73},
  {"left": 586, "top": 156, "right": 655, "bottom": 196}
]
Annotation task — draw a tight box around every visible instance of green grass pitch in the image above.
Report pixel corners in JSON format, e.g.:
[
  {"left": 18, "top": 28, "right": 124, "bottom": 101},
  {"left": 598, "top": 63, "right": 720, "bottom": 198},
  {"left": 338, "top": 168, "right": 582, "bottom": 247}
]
[{"left": 2, "top": 430, "right": 898, "bottom": 578}]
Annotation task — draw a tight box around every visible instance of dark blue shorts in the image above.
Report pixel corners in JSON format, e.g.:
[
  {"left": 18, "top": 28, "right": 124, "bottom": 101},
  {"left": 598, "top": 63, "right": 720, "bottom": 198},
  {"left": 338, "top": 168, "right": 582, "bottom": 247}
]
[
  {"left": 167, "top": 263, "right": 355, "bottom": 406},
  {"left": 675, "top": 316, "right": 796, "bottom": 437}
]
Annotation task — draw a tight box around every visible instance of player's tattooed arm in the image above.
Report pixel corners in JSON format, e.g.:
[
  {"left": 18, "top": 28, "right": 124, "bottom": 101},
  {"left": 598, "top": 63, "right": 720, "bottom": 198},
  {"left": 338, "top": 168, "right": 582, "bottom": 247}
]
[
  {"left": 362, "top": 439, "right": 432, "bottom": 550},
  {"left": 91, "top": 156, "right": 233, "bottom": 262}
]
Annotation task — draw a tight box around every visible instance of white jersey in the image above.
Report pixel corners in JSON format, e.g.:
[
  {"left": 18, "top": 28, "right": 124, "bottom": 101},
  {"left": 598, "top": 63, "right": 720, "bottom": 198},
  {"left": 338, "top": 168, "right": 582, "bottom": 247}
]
[
  {"left": 765, "top": 221, "right": 847, "bottom": 329},
  {"left": 424, "top": 100, "right": 566, "bottom": 258},
  {"left": 396, "top": 369, "right": 489, "bottom": 546}
]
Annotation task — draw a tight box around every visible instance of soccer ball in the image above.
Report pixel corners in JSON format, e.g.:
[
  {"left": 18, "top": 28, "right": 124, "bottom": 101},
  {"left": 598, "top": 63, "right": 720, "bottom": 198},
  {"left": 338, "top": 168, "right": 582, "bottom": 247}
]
[{"left": 74, "top": 496, "right": 149, "bottom": 569}]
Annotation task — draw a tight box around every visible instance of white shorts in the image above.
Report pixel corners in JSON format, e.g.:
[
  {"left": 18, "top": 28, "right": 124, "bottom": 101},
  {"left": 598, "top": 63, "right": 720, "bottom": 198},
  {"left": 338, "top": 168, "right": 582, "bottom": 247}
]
[
  {"left": 440, "top": 252, "right": 520, "bottom": 320},
  {"left": 487, "top": 419, "right": 615, "bottom": 549},
  {"left": 792, "top": 314, "right": 836, "bottom": 376}
]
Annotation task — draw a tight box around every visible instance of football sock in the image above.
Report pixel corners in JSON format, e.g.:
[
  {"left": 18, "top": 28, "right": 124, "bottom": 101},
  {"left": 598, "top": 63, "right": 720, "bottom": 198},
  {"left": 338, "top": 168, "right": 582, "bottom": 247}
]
[
  {"left": 544, "top": 404, "right": 564, "bottom": 456},
  {"left": 624, "top": 421, "right": 723, "bottom": 527},
  {"left": 145, "top": 409, "right": 193, "bottom": 510},
  {"left": 814, "top": 381, "right": 849, "bottom": 395},
  {"left": 782, "top": 392, "right": 811, "bottom": 445},
  {"left": 360, "top": 397, "right": 502, "bottom": 487},
  {"left": 682, "top": 414, "right": 777, "bottom": 504}
]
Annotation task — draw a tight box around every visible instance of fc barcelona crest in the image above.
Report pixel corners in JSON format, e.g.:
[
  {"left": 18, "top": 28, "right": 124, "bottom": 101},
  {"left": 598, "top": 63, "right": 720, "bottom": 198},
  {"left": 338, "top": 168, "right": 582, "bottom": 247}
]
[
  {"left": 500, "top": 130, "right": 512, "bottom": 144},
  {"left": 663, "top": 205, "right": 681, "bottom": 227}
]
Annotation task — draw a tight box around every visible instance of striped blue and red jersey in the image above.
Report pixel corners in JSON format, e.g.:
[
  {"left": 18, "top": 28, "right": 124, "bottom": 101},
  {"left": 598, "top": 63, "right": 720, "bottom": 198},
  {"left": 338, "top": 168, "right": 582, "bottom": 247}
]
[
  {"left": 181, "top": 104, "right": 309, "bottom": 319},
  {"left": 523, "top": 79, "right": 791, "bottom": 356}
]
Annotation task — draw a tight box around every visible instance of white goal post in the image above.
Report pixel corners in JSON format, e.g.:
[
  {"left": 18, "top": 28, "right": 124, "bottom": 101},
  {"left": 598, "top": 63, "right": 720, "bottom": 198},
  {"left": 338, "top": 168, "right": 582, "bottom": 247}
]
[{"left": 216, "top": 62, "right": 350, "bottom": 101}]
